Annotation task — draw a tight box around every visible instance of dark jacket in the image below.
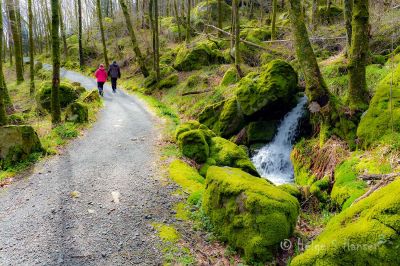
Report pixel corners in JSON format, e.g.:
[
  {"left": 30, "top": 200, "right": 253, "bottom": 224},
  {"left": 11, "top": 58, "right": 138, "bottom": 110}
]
[{"left": 108, "top": 63, "right": 121, "bottom": 79}]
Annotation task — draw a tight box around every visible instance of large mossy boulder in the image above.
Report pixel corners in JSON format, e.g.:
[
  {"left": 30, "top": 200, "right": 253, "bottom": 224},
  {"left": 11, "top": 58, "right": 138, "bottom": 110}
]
[
  {"left": 291, "top": 178, "right": 400, "bottom": 265},
  {"left": 203, "top": 166, "right": 300, "bottom": 262},
  {"left": 199, "top": 98, "right": 246, "bottom": 138},
  {"left": 83, "top": 90, "right": 101, "bottom": 103},
  {"left": 207, "top": 137, "right": 260, "bottom": 177},
  {"left": 357, "top": 64, "right": 400, "bottom": 147},
  {"left": 0, "top": 125, "right": 43, "bottom": 168},
  {"left": 177, "top": 129, "right": 210, "bottom": 163},
  {"left": 173, "top": 41, "right": 225, "bottom": 71},
  {"left": 36, "top": 82, "right": 81, "bottom": 112},
  {"left": 236, "top": 59, "right": 298, "bottom": 116},
  {"left": 65, "top": 102, "right": 89, "bottom": 123},
  {"left": 246, "top": 121, "right": 278, "bottom": 144}
]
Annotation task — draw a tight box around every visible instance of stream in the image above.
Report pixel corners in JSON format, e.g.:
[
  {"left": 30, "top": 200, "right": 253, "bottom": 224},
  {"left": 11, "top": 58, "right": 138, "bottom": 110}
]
[{"left": 252, "top": 96, "right": 308, "bottom": 185}]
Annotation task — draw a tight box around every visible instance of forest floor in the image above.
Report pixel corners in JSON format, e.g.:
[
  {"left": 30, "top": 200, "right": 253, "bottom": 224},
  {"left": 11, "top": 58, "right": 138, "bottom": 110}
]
[{"left": 0, "top": 69, "right": 178, "bottom": 265}]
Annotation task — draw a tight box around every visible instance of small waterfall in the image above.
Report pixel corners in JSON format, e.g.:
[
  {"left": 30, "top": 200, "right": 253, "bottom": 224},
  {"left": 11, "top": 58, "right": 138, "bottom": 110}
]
[{"left": 252, "top": 96, "right": 308, "bottom": 185}]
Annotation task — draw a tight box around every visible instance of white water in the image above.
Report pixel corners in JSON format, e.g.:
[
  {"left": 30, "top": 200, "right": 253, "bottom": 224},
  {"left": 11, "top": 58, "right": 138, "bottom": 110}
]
[{"left": 252, "top": 96, "right": 308, "bottom": 185}]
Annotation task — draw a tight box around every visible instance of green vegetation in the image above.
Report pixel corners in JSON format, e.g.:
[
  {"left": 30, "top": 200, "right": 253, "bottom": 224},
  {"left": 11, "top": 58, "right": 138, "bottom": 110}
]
[{"left": 203, "top": 166, "right": 299, "bottom": 262}]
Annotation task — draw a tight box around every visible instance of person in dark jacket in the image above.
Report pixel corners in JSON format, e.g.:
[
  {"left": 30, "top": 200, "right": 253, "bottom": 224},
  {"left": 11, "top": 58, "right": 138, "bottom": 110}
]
[{"left": 108, "top": 61, "right": 121, "bottom": 93}]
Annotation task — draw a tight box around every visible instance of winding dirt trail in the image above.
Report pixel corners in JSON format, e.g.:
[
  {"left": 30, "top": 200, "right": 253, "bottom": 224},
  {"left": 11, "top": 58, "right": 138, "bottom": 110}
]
[{"left": 0, "top": 69, "right": 175, "bottom": 265}]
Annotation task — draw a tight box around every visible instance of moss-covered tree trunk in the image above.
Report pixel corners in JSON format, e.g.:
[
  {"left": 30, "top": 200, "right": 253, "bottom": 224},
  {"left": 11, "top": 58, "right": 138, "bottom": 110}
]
[
  {"left": 348, "top": 0, "right": 369, "bottom": 111},
  {"left": 0, "top": 0, "right": 8, "bottom": 125},
  {"left": 96, "top": 0, "right": 109, "bottom": 67},
  {"left": 119, "top": 0, "right": 149, "bottom": 77},
  {"left": 217, "top": 0, "right": 222, "bottom": 36},
  {"left": 311, "top": 0, "right": 318, "bottom": 30},
  {"left": 28, "top": 0, "right": 35, "bottom": 95},
  {"left": 6, "top": 0, "right": 24, "bottom": 83},
  {"left": 288, "top": 0, "right": 329, "bottom": 106},
  {"left": 51, "top": 0, "right": 61, "bottom": 125},
  {"left": 77, "top": 0, "right": 84, "bottom": 69},
  {"left": 271, "top": 0, "right": 277, "bottom": 40},
  {"left": 186, "top": 0, "right": 191, "bottom": 43},
  {"left": 59, "top": 1, "right": 68, "bottom": 60},
  {"left": 154, "top": 0, "right": 160, "bottom": 80},
  {"left": 15, "top": 0, "right": 23, "bottom": 71},
  {"left": 344, "top": 0, "right": 353, "bottom": 48}
]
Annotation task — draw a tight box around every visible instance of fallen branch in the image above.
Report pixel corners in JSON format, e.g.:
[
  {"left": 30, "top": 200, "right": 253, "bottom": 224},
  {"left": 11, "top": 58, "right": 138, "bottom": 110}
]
[
  {"left": 359, "top": 172, "right": 400, "bottom": 181},
  {"left": 262, "top": 36, "right": 347, "bottom": 44},
  {"left": 352, "top": 173, "right": 400, "bottom": 206},
  {"left": 182, "top": 90, "right": 212, "bottom": 96},
  {"left": 393, "top": 4, "right": 400, "bottom": 9}
]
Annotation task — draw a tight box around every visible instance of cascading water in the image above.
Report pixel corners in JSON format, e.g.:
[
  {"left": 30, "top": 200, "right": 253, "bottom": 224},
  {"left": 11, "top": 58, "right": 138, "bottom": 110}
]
[{"left": 252, "top": 96, "right": 308, "bottom": 184}]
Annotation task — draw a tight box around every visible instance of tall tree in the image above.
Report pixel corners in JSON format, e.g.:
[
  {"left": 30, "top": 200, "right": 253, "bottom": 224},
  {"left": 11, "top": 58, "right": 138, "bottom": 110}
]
[
  {"left": 0, "top": 0, "right": 8, "bottom": 125},
  {"left": 288, "top": 0, "right": 329, "bottom": 106},
  {"left": 51, "top": 0, "right": 61, "bottom": 124},
  {"left": 311, "top": 0, "right": 318, "bottom": 30},
  {"left": 154, "top": 0, "right": 160, "bottom": 80},
  {"left": 232, "top": 0, "right": 242, "bottom": 76},
  {"left": 119, "top": 0, "right": 149, "bottom": 77},
  {"left": 348, "top": 0, "right": 369, "bottom": 111},
  {"left": 28, "top": 0, "right": 35, "bottom": 95},
  {"left": 77, "top": 0, "right": 84, "bottom": 69},
  {"left": 217, "top": 0, "right": 222, "bottom": 36},
  {"left": 59, "top": 1, "right": 68, "bottom": 60},
  {"left": 173, "top": 0, "right": 181, "bottom": 40},
  {"left": 14, "top": 0, "right": 23, "bottom": 69},
  {"left": 344, "top": 0, "right": 353, "bottom": 48},
  {"left": 6, "top": 0, "right": 24, "bottom": 83},
  {"left": 271, "top": 0, "right": 277, "bottom": 40},
  {"left": 186, "top": 0, "right": 191, "bottom": 43},
  {"left": 96, "top": 0, "right": 109, "bottom": 67}
]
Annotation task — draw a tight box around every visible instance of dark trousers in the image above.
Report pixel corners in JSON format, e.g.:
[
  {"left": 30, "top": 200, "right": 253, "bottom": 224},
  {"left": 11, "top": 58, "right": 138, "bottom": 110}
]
[
  {"left": 97, "top": 81, "right": 105, "bottom": 92},
  {"left": 111, "top": 78, "right": 118, "bottom": 90}
]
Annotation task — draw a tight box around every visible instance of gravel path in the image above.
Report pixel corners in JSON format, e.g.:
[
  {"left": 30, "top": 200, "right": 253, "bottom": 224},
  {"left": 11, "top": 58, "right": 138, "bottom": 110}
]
[{"left": 0, "top": 69, "right": 175, "bottom": 265}]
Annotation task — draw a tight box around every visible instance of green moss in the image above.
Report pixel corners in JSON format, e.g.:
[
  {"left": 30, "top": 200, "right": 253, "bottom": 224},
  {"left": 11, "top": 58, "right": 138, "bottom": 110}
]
[
  {"left": 291, "top": 139, "right": 317, "bottom": 186},
  {"left": 203, "top": 166, "right": 300, "bottom": 262},
  {"left": 174, "top": 202, "right": 190, "bottom": 221},
  {"left": 240, "top": 27, "right": 272, "bottom": 44},
  {"left": 236, "top": 60, "right": 298, "bottom": 116},
  {"left": 209, "top": 137, "right": 259, "bottom": 177},
  {"left": 214, "top": 98, "right": 245, "bottom": 137},
  {"left": 0, "top": 125, "right": 43, "bottom": 169},
  {"left": 175, "top": 120, "right": 216, "bottom": 143},
  {"left": 246, "top": 121, "right": 278, "bottom": 144},
  {"left": 331, "top": 156, "right": 368, "bottom": 209},
  {"left": 291, "top": 178, "right": 400, "bottom": 265},
  {"left": 173, "top": 41, "right": 225, "bottom": 71},
  {"left": 178, "top": 129, "right": 210, "bottom": 163},
  {"left": 152, "top": 223, "right": 180, "bottom": 243},
  {"left": 65, "top": 102, "right": 89, "bottom": 123},
  {"left": 278, "top": 184, "right": 302, "bottom": 200},
  {"left": 191, "top": 0, "right": 231, "bottom": 26},
  {"left": 82, "top": 90, "right": 101, "bottom": 103},
  {"left": 158, "top": 74, "right": 179, "bottom": 89},
  {"left": 169, "top": 159, "right": 204, "bottom": 194},
  {"left": 310, "top": 176, "right": 330, "bottom": 202},
  {"left": 357, "top": 64, "right": 400, "bottom": 147},
  {"left": 220, "top": 67, "right": 240, "bottom": 86},
  {"left": 36, "top": 81, "right": 80, "bottom": 112}
]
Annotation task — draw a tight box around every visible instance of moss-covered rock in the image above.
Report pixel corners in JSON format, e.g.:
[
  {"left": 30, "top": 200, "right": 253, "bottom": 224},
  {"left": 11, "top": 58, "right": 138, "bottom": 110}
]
[
  {"left": 177, "top": 129, "right": 210, "bottom": 163},
  {"left": 278, "top": 184, "right": 302, "bottom": 200},
  {"left": 173, "top": 41, "right": 225, "bottom": 71},
  {"left": 240, "top": 27, "right": 272, "bottom": 44},
  {"left": 175, "top": 120, "right": 216, "bottom": 143},
  {"left": 65, "top": 102, "right": 89, "bottom": 123},
  {"left": 36, "top": 82, "right": 80, "bottom": 112},
  {"left": 209, "top": 137, "right": 259, "bottom": 177},
  {"left": 236, "top": 60, "right": 298, "bottom": 116},
  {"left": 246, "top": 121, "right": 277, "bottom": 144},
  {"left": 0, "top": 125, "right": 43, "bottom": 168},
  {"left": 199, "top": 98, "right": 245, "bottom": 138},
  {"left": 169, "top": 160, "right": 204, "bottom": 205},
  {"left": 203, "top": 166, "right": 300, "bottom": 262},
  {"left": 357, "top": 64, "right": 400, "bottom": 147},
  {"left": 83, "top": 90, "right": 101, "bottom": 103},
  {"left": 158, "top": 74, "right": 179, "bottom": 89},
  {"left": 291, "top": 178, "right": 400, "bottom": 265},
  {"left": 220, "top": 67, "right": 240, "bottom": 86}
]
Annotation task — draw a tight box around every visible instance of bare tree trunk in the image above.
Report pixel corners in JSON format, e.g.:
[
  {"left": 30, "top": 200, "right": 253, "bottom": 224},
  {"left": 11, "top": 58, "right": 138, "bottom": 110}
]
[
  {"left": 344, "top": 0, "right": 353, "bottom": 48},
  {"left": 28, "top": 0, "right": 35, "bottom": 95},
  {"left": 271, "top": 0, "right": 277, "bottom": 40},
  {"left": 186, "top": 0, "right": 191, "bottom": 43},
  {"left": 0, "top": 0, "right": 8, "bottom": 125},
  {"left": 59, "top": 0, "right": 68, "bottom": 60},
  {"left": 173, "top": 0, "right": 181, "bottom": 40},
  {"left": 77, "top": 0, "right": 84, "bottom": 69},
  {"left": 97, "top": 0, "right": 109, "bottom": 67},
  {"left": 6, "top": 0, "right": 24, "bottom": 83},
  {"left": 119, "top": 0, "right": 149, "bottom": 77},
  {"left": 51, "top": 0, "right": 61, "bottom": 124}
]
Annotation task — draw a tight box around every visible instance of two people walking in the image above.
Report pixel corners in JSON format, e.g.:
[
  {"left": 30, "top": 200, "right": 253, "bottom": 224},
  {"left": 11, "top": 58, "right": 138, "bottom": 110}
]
[{"left": 94, "top": 61, "right": 121, "bottom": 96}]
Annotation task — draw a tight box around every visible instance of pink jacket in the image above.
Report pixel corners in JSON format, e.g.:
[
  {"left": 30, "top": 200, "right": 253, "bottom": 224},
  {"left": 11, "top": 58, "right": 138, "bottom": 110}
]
[{"left": 95, "top": 67, "right": 108, "bottom": 82}]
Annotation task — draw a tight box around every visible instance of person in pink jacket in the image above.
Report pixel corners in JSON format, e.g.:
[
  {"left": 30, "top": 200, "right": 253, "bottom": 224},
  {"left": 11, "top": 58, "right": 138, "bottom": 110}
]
[{"left": 94, "top": 64, "right": 108, "bottom": 96}]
